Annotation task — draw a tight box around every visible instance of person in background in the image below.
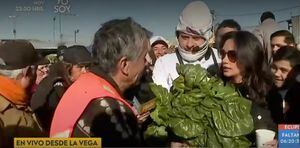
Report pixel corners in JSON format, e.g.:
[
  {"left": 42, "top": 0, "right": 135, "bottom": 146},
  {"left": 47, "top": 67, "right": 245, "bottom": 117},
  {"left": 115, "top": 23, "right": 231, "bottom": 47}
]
[
  {"left": 0, "top": 40, "right": 44, "bottom": 147},
  {"left": 31, "top": 56, "right": 50, "bottom": 94},
  {"left": 267, "top": 46, "right": 300, "bottom": 124},
  {"left": 150, "top": 35, "right": 169, "bottom": 59},
  {"left": 61, "top": 45, "right": 92, "bottom": 82},
  {"left": 253, "top": 11, "right": 281, "bottom": 63},
  {"left": 145, "top": 48, "right": 157, "bottom": 72},
  {"left": 35, "top": 58, "right": 50, "bottom": 85},
  {"left": 30, "top": 45, "right": 93, "bottom": 134},
  {"left": 214, "top": 19, "right": 241, "bottom": 50},
  {"left": 124, "top": 49, "right": 156, "bottom": 108},
  {"left": 219, "top": 31, "right": 276, "bottom": 147},
  {"left": 270, "top": 30, "right": 297, "bottom": 54},
  {"left": 152, "top": 1, "right": 220, "bottom": 91},
  {"left": 50, "top": 18, "right": 152, "bottom": 147},
  {"left": 56, "top": 45, "right": 67, "bottom": 60}
]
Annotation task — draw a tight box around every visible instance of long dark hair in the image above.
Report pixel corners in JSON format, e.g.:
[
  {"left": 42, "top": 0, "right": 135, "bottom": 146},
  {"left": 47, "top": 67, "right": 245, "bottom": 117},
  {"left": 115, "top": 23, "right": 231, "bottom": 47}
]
[{"left": 219, "top": 31, "right": 273, "bottom": 106}]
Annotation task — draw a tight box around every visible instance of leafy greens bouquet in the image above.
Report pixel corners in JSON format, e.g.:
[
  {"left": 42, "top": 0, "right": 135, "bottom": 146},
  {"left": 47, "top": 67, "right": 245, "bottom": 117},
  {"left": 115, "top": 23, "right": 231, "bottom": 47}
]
[{"left": 145, "top": 64, "right": 254, "bottom": 147}]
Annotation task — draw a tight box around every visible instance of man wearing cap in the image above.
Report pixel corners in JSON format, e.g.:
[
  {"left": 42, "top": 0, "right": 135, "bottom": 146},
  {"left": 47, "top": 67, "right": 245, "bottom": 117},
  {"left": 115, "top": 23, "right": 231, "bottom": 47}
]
[
  {"left": 150, "top": 35, "right": 169, "bottom": 59},
  {"left": 152, "top": 1, "right": 220, "bottom": 91},
  {"left": 61, "top": 45, "right": 92, "bottom": 82},
  {"left": 50, "top": 18, "right": 151, "bottom": 146},
  {"left": 0, "top": 40, "right": 44, "bottom": 147}
]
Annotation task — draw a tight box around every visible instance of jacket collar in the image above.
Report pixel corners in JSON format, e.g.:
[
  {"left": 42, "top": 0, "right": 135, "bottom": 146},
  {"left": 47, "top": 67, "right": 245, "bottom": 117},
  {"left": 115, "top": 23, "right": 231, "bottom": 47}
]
[
  {"left": 89, "top": 67, "right": 123, "bottom": 97},
  {"left": 0, "top": 95, "right": 10, "bottom": 113},
  {"left": 0, "top": 95, "right": 31, "bottom": 113}
]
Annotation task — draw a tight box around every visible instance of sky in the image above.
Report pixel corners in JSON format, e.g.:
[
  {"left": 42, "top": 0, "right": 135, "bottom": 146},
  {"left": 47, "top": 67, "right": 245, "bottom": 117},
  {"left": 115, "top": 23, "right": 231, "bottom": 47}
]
[{"left": 0, "top": 0, "right": 299, "bottom": 47}]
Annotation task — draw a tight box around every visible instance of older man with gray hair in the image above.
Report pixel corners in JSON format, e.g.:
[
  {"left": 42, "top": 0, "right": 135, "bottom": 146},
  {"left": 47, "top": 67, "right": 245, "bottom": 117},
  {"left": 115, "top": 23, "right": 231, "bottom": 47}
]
[
  {"left": 0, "top": 40, "right": 44, "bottom": 147},
  {"left": 50, "top": 18, "right": 152, "bottom": 146}
]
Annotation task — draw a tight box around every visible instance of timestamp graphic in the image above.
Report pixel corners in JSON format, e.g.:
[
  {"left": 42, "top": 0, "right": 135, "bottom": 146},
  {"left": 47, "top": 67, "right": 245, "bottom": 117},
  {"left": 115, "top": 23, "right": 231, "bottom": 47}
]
[
  {"left": 278, "top": 124, "right": 300, "bottom": 148},
  {"left": 15, "top": 0, "right": 44, "bottom": 12}
]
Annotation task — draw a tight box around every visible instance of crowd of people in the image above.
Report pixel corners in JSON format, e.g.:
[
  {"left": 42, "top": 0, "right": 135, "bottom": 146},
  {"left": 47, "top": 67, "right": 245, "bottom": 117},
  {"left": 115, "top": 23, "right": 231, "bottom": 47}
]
[{"left": 0, "top": 0, "right": 299, "bottom": 147}]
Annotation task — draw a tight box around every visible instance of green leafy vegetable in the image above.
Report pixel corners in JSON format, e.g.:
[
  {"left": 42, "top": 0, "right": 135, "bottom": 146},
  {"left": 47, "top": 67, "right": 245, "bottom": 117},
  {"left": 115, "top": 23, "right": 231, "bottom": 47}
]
[{"left": 145, "top": 64, "right": 253, "bottom": 147}]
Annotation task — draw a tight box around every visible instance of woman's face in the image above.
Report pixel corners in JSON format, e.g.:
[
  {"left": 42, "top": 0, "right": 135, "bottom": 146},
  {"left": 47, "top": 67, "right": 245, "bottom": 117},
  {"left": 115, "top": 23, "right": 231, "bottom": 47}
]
[
  {"left": 36, "top": 64, "right": 49, "bottom": 77},
  {"left": 271, "top": 60, "right": 293, "bottom": 88},
  {"left": 221, "top": 39, "right": 243, "bottom": 83},
  {"left": 35, "top": 64, "right": 49, "bottom": 84}
]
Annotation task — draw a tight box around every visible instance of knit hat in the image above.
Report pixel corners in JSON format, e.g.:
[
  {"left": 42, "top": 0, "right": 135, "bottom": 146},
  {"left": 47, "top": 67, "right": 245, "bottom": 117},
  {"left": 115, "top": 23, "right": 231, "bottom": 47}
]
[
  {"left": 176, "top": 1, "right": 213, "bottom": 40},
  {"left": 61, "top": 45, "right": 92, "bottom": 64},
  {"left": 150, "top": 36, "right": 169, "bottom": 48},
  {"left": 0, "top": 40, "right": 40, "bottom": 70}
]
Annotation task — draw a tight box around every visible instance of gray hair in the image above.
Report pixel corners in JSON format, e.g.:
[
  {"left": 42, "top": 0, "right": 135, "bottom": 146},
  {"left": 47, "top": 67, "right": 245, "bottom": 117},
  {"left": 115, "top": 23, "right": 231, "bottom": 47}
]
[
  {"left": 92, "top": 17, "right": 152, "bottom": 75},
  {"left": 0, "top": 58, "right": 23, "bottom": 79}
]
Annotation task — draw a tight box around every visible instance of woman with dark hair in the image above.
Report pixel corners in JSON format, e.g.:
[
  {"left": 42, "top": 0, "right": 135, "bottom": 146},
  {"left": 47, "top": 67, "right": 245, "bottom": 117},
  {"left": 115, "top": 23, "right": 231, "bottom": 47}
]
[
  {"left": 219, "top": 31, "right": 276, "bottom": 146},
  {"left": 267, "top": 46, "right": 300, "bottom": 124}
]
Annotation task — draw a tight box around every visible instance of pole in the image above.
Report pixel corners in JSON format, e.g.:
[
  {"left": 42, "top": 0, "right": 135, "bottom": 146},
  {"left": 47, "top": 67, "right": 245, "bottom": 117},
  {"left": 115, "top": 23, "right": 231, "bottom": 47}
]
[
  {"left": 59, "top": 14, "right": 62, "bottom": 43},
  {"left": 13, "top": 16, "right": 16, "bottom": 39},
  {"left": 53, "top": 17, "right": 56, "bottom": 43},
  {"left": 9, "top": 15, "right": 17, "bottom": 39},
  {"left": 74, "top": 29, "right": 79, "bottom": 43}
]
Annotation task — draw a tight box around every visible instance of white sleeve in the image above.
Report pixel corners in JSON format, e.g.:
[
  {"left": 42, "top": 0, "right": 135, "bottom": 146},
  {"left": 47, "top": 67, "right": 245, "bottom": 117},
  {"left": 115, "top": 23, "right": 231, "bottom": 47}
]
[{"left": 152, "top": 57, "right": 170, "bottom": 90}]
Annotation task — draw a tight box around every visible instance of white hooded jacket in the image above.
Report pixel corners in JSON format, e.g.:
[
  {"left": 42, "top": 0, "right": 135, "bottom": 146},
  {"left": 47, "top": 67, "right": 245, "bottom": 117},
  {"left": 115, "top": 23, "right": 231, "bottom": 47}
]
[{"left": 152, "top": 1, "right": 221, "bottom": 90}]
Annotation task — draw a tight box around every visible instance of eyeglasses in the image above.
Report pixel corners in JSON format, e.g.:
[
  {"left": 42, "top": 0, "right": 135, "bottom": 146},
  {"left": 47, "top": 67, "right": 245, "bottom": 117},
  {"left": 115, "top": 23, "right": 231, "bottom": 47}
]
[{"left": 220, "top": 50, "right": 237, "bottom": 62}]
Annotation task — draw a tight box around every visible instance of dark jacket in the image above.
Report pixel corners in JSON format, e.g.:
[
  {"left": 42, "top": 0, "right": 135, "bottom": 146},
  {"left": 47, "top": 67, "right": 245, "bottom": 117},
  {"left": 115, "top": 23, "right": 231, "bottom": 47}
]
[
  {"left": 124, "top": 70, "right": 155, "bottom": 107},
  {"left": 237, "top": 85, "right": 276, "bottom": 145},
  {"left": 30, "top": 62, "right": 70, "bottom": 134},
  {"left": 267, "top": 82, "right": 300, "bottom": 124},
  {"left": 72, "top": 68, "right": 141, "bottom": 147}
]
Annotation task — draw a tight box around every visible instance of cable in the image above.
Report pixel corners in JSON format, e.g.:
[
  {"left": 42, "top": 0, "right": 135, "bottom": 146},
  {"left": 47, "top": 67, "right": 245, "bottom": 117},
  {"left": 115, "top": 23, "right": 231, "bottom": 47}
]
[{"left": 216, "top": 6, "right": 300, "bottom": 17}]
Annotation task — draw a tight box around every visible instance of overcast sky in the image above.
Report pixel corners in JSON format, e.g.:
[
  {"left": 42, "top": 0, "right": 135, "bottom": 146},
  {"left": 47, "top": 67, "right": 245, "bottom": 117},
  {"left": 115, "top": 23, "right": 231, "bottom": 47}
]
[{"left": 0, "top": 0, "right": 299, "bottom": 46}]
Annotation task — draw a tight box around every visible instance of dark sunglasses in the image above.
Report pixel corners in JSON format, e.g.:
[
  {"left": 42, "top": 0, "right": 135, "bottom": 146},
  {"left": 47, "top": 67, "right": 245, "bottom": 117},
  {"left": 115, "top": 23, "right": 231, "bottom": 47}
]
[{"left": 220, "top": 50, "right": 237, "bottom": 62}]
